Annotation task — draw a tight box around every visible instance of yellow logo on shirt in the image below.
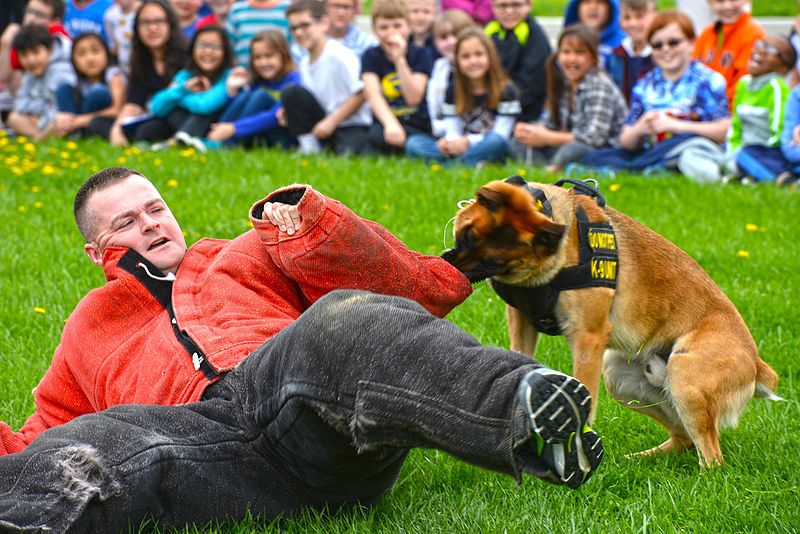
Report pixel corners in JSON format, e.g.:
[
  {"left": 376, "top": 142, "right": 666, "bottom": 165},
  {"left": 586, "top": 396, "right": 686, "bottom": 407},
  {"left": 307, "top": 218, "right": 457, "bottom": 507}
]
[{"left": 381, "top": 72, "right": 401, "bottom": 101}]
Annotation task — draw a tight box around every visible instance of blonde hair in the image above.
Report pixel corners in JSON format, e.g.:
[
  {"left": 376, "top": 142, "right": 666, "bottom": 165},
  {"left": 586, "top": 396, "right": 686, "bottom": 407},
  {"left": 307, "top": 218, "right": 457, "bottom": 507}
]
[{"left": 371, "top": 0, "right": 409, "bottom": 25}]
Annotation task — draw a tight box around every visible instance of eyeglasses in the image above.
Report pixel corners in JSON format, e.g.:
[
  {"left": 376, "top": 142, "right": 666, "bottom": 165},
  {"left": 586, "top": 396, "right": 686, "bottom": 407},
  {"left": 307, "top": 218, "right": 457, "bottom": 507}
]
[
  {"left": 195, "top": 42, "right": 224, "bottom": 51},
  {"left": 138, "top": 17, "right": 169, "bottom": 28},
  {"left": 327, "top": 3, "right": 355, "bottom": 11},
  {"left": 24, "top": 7, "right": 52, "bottom": 20},
  {"left": 754, "top": 39, "right": 784, "bottom": 59},
  {"left": 650, "top": 37, "right": 686, "bottom": 51},
  {"left": 493, "top": 1, "right": 528, "bottom": 11},
  {"left": 290, "top": 21, "right": 315, "bottom": 33}
]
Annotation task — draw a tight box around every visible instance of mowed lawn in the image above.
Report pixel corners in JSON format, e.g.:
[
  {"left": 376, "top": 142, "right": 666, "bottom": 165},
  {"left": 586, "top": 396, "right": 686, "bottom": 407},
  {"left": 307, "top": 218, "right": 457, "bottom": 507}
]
[{"left": 0, "top": 135, "right": 799, "bottom": 533}]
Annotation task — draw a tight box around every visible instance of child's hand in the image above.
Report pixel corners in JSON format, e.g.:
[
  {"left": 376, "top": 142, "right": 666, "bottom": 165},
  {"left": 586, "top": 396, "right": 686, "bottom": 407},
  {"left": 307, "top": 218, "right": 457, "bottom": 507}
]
[
  {"left": 208, "top": 122, "right": 236, "bottom": 142},
  {"left": 384, "top": 121, "right": 407, "bottom": 147},
  {"left": 514, "top": 123, "right": 549, "bottom": 147},
  {"left": 792, "top": 125, "right": 800, "bottom": 145},
  {"left": 227, "top": 67, "right": 249, "bottom": 94},
  {"left": 276, "top": 107, "right": 287, "bottom": 127},
  {"left": 649, "top": 111, "right": 679, "bottom": 135},
  {"left": 442, "top": 136, "right": 468, "bottom": 156},
  {"left": 311, "top": 116, "right": 336, "bottom": 139},
  {"left": 185, "top": 76, "right": 211, "bottom": 92},
  {"left": 384, "top": 33, "right": 408, "bottom": 63},
  {"left": 54, "top": 112, "right": 76, "bottom": 136}
]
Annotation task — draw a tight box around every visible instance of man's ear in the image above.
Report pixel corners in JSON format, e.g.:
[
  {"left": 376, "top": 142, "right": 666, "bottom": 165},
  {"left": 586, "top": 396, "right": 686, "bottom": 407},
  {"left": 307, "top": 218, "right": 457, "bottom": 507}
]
[{"left": 84, "top": 242, "right": 103, "bottom": 267}]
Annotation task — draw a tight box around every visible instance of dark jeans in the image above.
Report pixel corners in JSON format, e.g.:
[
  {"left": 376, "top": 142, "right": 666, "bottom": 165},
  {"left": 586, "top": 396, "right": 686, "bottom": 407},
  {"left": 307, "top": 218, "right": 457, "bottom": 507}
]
[
  {"left": 0, "top": 290, "right": 544, "bottom": 532},
  {"left": 132, "top": 108, "right": 220, "bottom": 142},
  {"left": 219, "top": 87, "right": 295, "bottom": 149},
  {"left": 281, "top": 85, "right": 370, "bottom": 155},
  {"left": 55, "top": 83, "right": 112, "bottom": 115}
]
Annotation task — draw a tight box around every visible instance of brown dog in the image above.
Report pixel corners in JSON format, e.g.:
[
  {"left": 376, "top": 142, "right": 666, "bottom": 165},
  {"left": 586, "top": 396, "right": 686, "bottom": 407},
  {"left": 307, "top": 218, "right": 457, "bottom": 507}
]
[{"left": 442, "top": 176, "right": 779, "bottom": 467}]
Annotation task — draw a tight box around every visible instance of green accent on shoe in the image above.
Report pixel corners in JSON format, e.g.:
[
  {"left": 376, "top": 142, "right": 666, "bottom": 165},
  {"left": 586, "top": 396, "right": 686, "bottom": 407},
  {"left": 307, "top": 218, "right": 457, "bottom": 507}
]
[
  {"left": 534, "top": 433, "right": 544, "bottom": 456},
  {"left": 567, "top": 431, "right": 575, "bottom": 453}
]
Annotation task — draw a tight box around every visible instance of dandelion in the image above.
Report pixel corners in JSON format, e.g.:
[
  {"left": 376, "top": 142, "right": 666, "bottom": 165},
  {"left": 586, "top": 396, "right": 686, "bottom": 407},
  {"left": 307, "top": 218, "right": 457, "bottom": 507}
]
[
  {"left": 60, "top": 151, "right": 70, "bottom": 159},
  {"left": 34, "top": 307, "right": 46, "bottom": 314},
  {"left": 737, "top": 250, "right": 750, "bottom": 258},
  {"left": 23, "top": 142, "right": 36, "bottom": 153},
  {"left": 610, "top": 184, "right": 621, "bottom": 192},
  {"left": 381, "top": 204, "right": 390, "bottom": 211},
  {"left": 300, "top": 159, "right": 309, "bottom": 167},
  {"left": 430, "top": 164, "right": 442, "bottom": 171},
  {"left": 0, "top": 137, "right": 7, "bottom": 147},
  {"left": 179, "top": 147, "right": 195, "bottom": 157},
  {"left": 117, "top": 156, "right": 127, "bottom": 164},
  {"left": 66, "top": 141, "right": 78, "bottom": 150},
  {"left": 517, "top": 169, "right": 527, "bottom": 177},
  {"left": 31, "top": 185, "right": 42, "bottom": 193},
  {"left": 18, "top": 205, "right": 28, "bottom": 212},
  {"left": 34, "top": 201, "right": 43, "bottom": 208},
  {"left": 70, "top": 162, "right": 79, "bottom": 169},
  {"left": 153, "top": 158, "right": 162, "bottom": 166},
  {"left": 16, "top": 135, "right": 27, "bottom": 144},
  {"left": 42, "top": 165, "right": 56, "bottom": 175},
  {"left": 167, "top": 179, "right": 178, "bottom": 188}
]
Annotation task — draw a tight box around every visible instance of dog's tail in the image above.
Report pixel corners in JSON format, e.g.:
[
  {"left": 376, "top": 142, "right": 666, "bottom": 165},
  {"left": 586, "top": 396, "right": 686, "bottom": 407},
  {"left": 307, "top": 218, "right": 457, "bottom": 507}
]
[{"left": 754, "top": 358, "right": 782, "bottom": 400}]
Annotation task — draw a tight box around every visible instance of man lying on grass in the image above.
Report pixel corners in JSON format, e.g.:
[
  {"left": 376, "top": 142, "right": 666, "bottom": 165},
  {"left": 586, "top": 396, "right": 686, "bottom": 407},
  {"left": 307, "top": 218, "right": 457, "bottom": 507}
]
[{"left": 0, "top": 167, "right": 603, "bottom": 531}]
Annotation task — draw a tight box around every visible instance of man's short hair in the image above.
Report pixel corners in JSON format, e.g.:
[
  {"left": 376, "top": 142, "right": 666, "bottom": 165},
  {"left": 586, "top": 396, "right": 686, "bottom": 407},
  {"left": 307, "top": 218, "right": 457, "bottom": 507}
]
[
  {"left": 74, "top": 167, "right": 143, "bottom": 242},
  {"left": 12, "top": 24, "right": 54, "bottom": 52},
  {"left": 620, "top": 0, "right": 657, "bottom": 11},
  {"left": 286, "top": 0, "right": 327, "bottom": 19},
  {"left": 371, "top": 0, "right": 409, "bottom": 23},
  {"left": 37, "top": 0, "right": 66, "bottom": 21}
]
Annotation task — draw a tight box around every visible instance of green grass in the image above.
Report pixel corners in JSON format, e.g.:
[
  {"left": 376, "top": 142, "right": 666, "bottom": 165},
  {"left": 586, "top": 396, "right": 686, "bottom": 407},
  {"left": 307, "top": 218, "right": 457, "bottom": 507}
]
[{"left": 1, "top": 135, "right": 799, "bottom": 533}]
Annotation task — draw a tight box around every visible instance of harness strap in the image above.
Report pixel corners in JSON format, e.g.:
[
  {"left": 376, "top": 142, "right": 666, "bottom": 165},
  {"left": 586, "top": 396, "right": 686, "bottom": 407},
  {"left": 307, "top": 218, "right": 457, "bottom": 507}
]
[{"left": 117, "top": 249, "right": 220, "bottom": 380}]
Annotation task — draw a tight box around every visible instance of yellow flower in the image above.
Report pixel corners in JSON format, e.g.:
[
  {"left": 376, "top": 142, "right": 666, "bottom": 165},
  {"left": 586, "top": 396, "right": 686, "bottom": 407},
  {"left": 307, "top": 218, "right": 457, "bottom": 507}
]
[
  {"left": 745, "top": 223, "right": 760, "bottom": 232},
  {"left": 381, "top": 204, "right": 390, "bottom": 211},
  {"left": 179, "top": 147, "right": 195, "bottom": 157},
  {"left": 34, "top": 307, "right": 46, "bottom": 314},
  {"left": 16, "top": 135, "right": 27, "bottom": 144},
  {"left": 31, "top": 185, "right": 42, "bottom": 193},
  {"left": 70, "top": 162, "right": 79, "bottom": 169},
  {"left": 11, "top": 167, "right": 23, "bottom": 175},
  {"left": 0, "top": 137, "right": 7, "bottom": 147},
  {"left": 117, "top": 156, "right": 127, "bottom": 164},
  {"left": 167, "top": 179, "right": 178, "bottom": 188},
  {"left": 60, "top": 151, "right": 70, "bottom": 159},
  {"left": 517, "top": 169, "right": 527, "bottom": 177},
  {"left": 153, "top": 158, "right": 162, "bottom": 166},
  {"left": 610, "top": 184, "right": 621, "bottom": 192},
  {"left": 23, "top": 142, "right": 36, "bottom": 153},
  {"left": 42, "top": 165, "right": 56, "bottom": 175},
  {"left": 182, "top": 230, "right": 189, "bottom": 237},
  {"left": 300, "top": 159, "right": 309, "bottom": 167},
  {"left": 66, "top": 141, "right": 78, "bottom": 150},
  {"left": 33, "top": 201, "right": 43, "bottom": 208},
  {"left": 5, "top": 156, "right": 19, "bottom": 164},
  {"left": 18, "top": 205, "right": 28, "bottom": 212},
  {"left": 430, "top": 164, "right": 442, "bottom": 171},
  {"left": 737, "top": 250, "right": 750, "bottom": 258}
]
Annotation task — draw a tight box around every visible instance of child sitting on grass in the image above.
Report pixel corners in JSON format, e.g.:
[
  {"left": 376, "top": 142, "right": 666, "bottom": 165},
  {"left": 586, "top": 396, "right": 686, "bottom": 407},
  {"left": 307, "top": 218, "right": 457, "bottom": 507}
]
[
  {"left": 6, "top": 24, "right": 76, "bottom": 140},
  {"left": 54, "top": 32, "right": 126, "bottom": 138},
  {"left": 693, "top": 0, "right": 764, "bottom": 108},
  {"left": 606, "top": 0, "right": 655, "bottom": 103},
  {"left": 511, "top": 23, "right": 627, "bottom": 171},
  {"left": 206, "top": 29, "right": 299, "bottom": 149},
  {"left": 362, "top": 0, "right": 432, "bottom": 154},
  {"left": 720, "top": 36, "right": 795, "bottom": 183},
  {"left": 405, "top": 26, "right": 519, "bottom": 165}
]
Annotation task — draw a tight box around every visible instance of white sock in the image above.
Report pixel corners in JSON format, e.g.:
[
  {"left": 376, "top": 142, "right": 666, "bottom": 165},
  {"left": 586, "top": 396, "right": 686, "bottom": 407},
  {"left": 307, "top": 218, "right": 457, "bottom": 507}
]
[{"left": 298, "top": 134, "right": 321, "bottom": 154}]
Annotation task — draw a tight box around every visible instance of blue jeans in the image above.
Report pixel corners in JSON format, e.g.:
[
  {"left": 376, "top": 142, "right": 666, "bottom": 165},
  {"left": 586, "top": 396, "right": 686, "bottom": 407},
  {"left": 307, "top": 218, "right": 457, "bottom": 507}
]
[
  {"left": 55, "top": 83, "right": 112, "bottom": 114},
  {"left": 406, "top": 132, "right": 509, "bottom": 166},
  {"left": 219, "top": 88, "right": 295, "bottom": 148},
  {"left": 0, "top": 290, "right": 548, "bottom": 532}
]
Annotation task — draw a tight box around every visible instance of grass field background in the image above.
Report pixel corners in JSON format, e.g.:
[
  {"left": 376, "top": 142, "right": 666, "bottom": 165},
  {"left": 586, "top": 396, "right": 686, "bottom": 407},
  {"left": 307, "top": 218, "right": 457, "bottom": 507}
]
[{"left": 1, "top": 134, "right": 799, "bottom": 532}]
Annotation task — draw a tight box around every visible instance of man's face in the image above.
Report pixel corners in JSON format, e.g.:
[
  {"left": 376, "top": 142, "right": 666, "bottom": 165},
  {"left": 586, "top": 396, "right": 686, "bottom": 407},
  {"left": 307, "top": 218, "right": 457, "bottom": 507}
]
[
  {"left": 491, "top": 0, "right": 530, "bottom": 31},
  {"left": 22, "top": 0, "right": 57, "bottom": 25},
  {"left": 578, "top": 0, "right": 610, "bottom": 32},
  {"left": 327, "top": 0, "right": 358, "bottom": 35},
  {"left": 620, "top": 7, "right": 655, "bottom": 46},
  {"left": 18, "top": 45, "right": 51, "bottom": 77},
  {"left": 408, "top": 0, "right": 436, "bottom": 37},
  {"left": 84, "top": 175, "right": 187, "bottom": 274},
  {"left": 707, "top": 0, "right": 747, "bottom": 25}
]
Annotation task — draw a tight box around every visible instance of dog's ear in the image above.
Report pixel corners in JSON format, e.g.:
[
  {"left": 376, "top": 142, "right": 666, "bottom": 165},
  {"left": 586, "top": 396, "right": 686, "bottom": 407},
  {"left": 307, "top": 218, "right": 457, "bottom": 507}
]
[
  {"left": 475, "top": 186, "right": 507, "bottom": 213},
  {"left": 532, "top": 220, "right": 566, "bottom": 255}
]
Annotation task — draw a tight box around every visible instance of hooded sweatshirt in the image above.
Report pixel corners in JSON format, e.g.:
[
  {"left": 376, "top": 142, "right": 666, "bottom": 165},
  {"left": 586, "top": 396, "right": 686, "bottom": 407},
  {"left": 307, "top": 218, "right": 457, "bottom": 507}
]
[
  {"left": 13, "top": 33, "right": 76, "bottom": 129},
  {"left": 563, "top": 0, "right": 626, "bottom": 69}
]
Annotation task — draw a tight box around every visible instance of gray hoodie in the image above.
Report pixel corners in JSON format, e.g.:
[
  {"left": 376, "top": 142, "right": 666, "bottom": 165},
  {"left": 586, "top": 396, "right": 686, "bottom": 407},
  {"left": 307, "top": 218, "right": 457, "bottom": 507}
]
[{"left": 13, "top": 33, "right": 76, "bottom": 129}]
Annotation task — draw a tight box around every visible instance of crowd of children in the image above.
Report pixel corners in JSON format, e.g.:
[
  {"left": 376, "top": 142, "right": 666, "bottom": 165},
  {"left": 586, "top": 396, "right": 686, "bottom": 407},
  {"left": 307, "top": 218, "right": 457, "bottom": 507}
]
[{"left": 1, "top": 0, "right": 800, "bottom": 186}]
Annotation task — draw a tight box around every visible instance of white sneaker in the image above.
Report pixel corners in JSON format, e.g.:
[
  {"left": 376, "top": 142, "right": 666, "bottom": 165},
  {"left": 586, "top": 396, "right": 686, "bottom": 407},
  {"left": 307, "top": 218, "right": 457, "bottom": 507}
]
[
  {"left": 298, "top": 134, "right": 321, "bottom": 154},
  {"left": 174, "top": 131, "right": 208, "bottom": 153}
]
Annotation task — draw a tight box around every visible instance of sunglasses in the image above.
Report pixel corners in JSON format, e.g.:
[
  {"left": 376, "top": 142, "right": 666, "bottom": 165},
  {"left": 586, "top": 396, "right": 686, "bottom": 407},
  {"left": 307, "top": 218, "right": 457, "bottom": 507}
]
[
  {"left": 650, "top": 37, "right": 686, "bottom": 51},
  {"left": 754, "top": 39, "right": 790, "bottom": 65}
]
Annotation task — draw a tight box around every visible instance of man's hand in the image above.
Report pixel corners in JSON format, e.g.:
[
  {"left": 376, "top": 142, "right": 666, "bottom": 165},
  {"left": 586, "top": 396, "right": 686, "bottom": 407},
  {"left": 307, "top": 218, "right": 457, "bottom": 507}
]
[{"left": 263, "top": 202, "right": 302, "bottom": 235}]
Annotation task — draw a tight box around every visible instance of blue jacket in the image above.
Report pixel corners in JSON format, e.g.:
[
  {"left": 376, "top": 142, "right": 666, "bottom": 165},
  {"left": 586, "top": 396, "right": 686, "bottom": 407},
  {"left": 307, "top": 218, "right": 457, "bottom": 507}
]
[
  {"left": 233, "top": 71, "right": 301, "bottom": 139},
  {"left": 781, "top": 86, "right": 800, "bottom": 164},
  {"left": 149, "top": 69, "right": 232, "bottom": 117},
  {"left": 564, "top": 0, "right": 626, "bottom": 68}
]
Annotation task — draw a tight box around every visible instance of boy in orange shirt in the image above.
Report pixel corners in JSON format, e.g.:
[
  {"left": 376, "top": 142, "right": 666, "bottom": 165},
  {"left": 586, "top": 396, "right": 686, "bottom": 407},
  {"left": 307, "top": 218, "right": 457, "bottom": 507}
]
[{"left": 692, "top": 0, "right": 764, "bottom": 107}]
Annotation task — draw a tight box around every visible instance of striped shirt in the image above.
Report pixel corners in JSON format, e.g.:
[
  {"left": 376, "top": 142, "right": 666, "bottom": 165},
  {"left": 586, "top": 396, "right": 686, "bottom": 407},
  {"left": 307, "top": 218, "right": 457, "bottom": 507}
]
[{"left": 226, "top": 0, "right": 291, "bottom": 66}]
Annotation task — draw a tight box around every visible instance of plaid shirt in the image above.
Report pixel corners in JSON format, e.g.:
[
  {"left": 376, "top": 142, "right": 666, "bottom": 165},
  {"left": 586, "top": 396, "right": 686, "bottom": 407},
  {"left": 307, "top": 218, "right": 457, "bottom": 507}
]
[{"left": 545, "top": 68, "right": 628, "bottom": 148}]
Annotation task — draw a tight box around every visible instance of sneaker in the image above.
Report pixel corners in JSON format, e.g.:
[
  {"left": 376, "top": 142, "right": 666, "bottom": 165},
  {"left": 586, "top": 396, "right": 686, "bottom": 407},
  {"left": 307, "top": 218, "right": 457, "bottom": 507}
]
[
  {"left": 517, "top": 367, "right": 603, "bottom": 488},
  {"left": 174, "top": 131, "right": 208, "bottom": 153}
]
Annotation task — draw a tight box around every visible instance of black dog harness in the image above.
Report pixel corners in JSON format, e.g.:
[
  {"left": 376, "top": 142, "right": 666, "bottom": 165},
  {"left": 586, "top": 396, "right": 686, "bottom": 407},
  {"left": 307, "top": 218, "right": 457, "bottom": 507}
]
[{"left": 490, "top": 176, "right": 619, "bottom": 336}]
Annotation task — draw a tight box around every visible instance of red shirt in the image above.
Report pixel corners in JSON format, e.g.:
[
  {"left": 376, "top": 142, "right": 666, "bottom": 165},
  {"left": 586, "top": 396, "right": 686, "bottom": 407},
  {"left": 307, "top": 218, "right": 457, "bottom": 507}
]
[{"left": 9, "top": 23, "right": 70, "bottom": 70}]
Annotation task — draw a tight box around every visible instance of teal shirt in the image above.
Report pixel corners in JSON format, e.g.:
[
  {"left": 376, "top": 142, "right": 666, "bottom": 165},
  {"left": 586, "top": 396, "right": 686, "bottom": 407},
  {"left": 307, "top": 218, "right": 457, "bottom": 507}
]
[{"left": 149, "top": 69, "right": 232, "bottom": 118}]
